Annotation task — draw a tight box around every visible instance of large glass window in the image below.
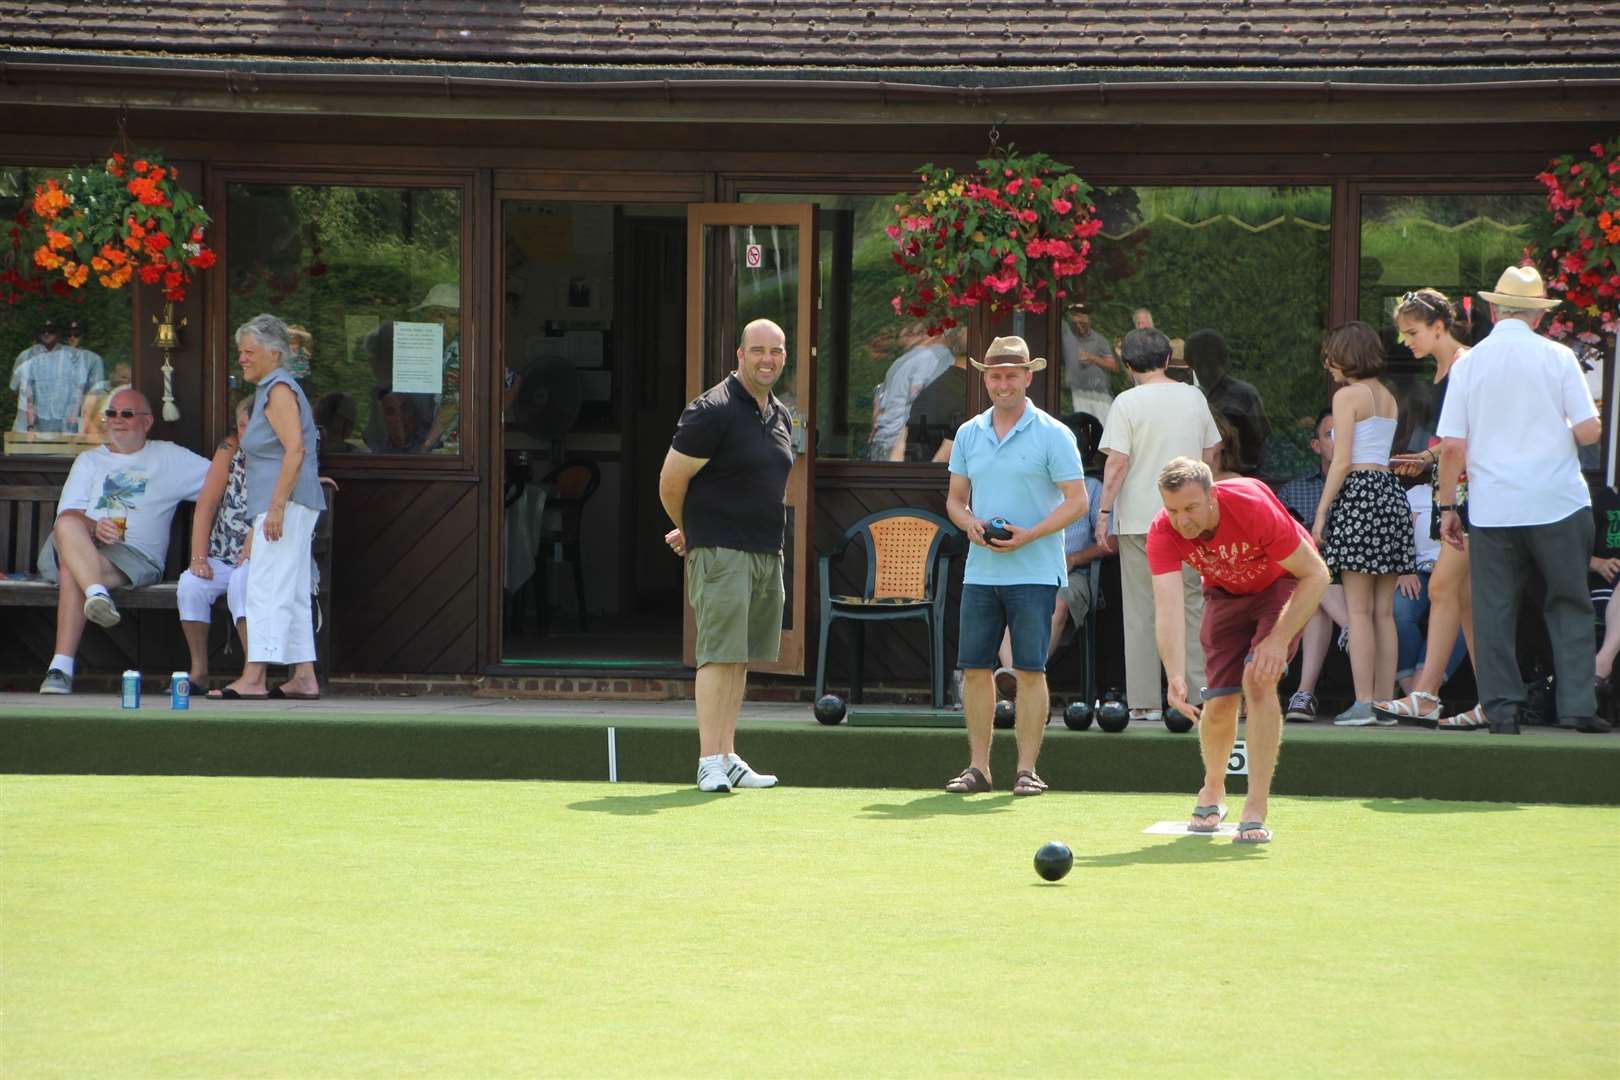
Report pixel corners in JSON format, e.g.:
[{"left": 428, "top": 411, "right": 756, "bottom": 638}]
[
  {"left": 743, "top": 193, "right": 967, "bottom": 463},
  {"left": 1358, "top": 192, "right": 1542, "bottom": 452},
  {"left": 1082, "top": 186, "right": 1333, "bottom": 483},
  {"left": 2, "top": 166, "right": 135, "bottom": 457},
  {"left": 225, "top": 183, "right": 463, "bottom": 457}
]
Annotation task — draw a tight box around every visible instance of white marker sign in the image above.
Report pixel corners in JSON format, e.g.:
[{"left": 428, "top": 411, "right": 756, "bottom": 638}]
[{"left": 1226, "top": 740, "right": 1249, "bottom": 776}]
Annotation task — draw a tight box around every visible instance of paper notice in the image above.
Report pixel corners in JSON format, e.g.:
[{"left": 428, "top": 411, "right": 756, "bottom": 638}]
[{"left": 392, "top": 321, "right": 444, "bottom": 395}]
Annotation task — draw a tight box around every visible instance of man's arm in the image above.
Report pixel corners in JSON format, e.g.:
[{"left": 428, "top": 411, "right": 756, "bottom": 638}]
[
  {"left": 1202, "top": 442, "right": 1222, "bottom": 470},
  {"left": 657, "top": 448, "right": 707, "bottom": 532},
  {"left": 1250, "top": 539, "right": 1332, "bottom": 681},
  {"left": 946, "top": 472, "right": 987, "bottom": 547},
  {"left": 1152, "top": 570, "right": 1197, "bottom": 719},
  {"left": 1573, "top": 416, "right": 1601, "bottom": 446}
]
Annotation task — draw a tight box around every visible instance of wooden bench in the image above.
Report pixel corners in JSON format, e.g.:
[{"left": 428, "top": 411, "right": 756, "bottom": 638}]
[{"left": 0, "top": 484, "right": 335, "bottom": 681}]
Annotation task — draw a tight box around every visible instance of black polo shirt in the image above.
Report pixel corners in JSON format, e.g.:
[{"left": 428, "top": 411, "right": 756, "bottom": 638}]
[{"left": 671, "top": 373, "right": 794, "bottom": 553}]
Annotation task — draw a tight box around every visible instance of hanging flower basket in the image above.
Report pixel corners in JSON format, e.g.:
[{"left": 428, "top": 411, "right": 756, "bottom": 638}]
[
  {"left": 1530, "top": 135, "right": 1620, "bottom": 345},
  {"left": 6, "top": 151, "right": 215, "bottom": 306},
  {"left": 888, "top": 150, "right": 1100, "bottom": 334}
]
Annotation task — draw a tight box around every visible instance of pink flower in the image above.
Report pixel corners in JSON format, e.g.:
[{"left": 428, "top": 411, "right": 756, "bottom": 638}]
[
  {"left": 1005, "top": 179, "right": 1023, "bottom": 194},
  {"left": 1051, "top": 197, "right": 1073, "bottom": 214},
  {"left": 885, "top": 224, "right": 901, "bottom": 240},
  {"left": 1593, "top": 143, "right": 1607, "bottom": 157}
]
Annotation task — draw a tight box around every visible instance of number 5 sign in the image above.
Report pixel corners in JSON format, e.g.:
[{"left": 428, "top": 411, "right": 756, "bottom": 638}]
[
  {"left": 745, "top": 243, "right": 763, "bottom": 268},
  {"left": 1226, "top": 740, "right": 1249, "bottom": 776}
]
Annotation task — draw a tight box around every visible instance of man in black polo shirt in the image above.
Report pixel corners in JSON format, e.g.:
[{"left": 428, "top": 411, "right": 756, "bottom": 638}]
[{"left": 659, "top": 318, "right": 795, "bottom": 792}]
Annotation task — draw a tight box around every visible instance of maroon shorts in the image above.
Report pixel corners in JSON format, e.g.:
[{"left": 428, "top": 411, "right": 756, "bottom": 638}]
[{"left": 1199, "top": 576, "right": 1301, "bottom": 698}]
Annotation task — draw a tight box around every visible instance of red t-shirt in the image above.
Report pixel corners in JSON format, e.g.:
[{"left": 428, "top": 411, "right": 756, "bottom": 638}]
[{"left": 1146, "top": 478, "right": 1311, "bottom": 595}]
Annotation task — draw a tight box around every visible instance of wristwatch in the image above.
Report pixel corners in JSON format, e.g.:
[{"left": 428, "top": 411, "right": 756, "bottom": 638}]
[{"left": 1436, "top": 504, "right": 1458, "bottom": 512}]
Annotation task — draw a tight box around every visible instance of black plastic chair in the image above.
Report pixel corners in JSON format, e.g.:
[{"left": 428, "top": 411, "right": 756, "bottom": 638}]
[
  {"left": 816, "top": 508, "right": 960, "bottom": 708},
  {"left": 533, "top": 458, "right": 600, "bottom": 634}
]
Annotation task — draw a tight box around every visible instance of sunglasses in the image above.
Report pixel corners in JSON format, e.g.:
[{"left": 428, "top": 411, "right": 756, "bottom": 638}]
[{"left": 104, "top": 409, "right": 149, "bottom": 420}]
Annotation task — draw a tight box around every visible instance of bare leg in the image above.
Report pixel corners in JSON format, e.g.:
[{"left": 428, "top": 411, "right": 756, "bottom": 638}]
[
  {"left": 1410, "top": 541, "right": 1471, "bottom": 696},
  {"left": 1341, "top": 571, "right": 1377, "bottom": 702},
  {"left": 962, "top": 668, "right": 994, "bottom": 781},
  {"left": 1014, "top": 670, "right": 1048, "bottom": 773},
  {"left": 1238, "top": 663, "right": 1285, "bottom": 837},
  {"left": 1296, "top": 609, "right": 1332, "bottom": 695},
  {"left": 1598, "top": 592, "right": 1620, "bottom": 680},
  {"left": 1047, "top": 596, "right": 1069, "bottom": 661},
  {"left": 222, "top": 661, "right": 270, "bottom": 696},
  {"left": 180, "top": 621, "right": 211, "bottom": 681},
  {"left": 721, "top": 662, "right": 747, "bottom": 755},
  {"left": 694, "top": 661, "right": 745, "bottom": 757},
  {"left": 1317, "top": 584, "right": 1349, "bottom": 632},
  {"left": 997, "top": 629, "right": 1014, "bottom": 670},
  {"left": 1193, "top": 694, "right": 1241, "bottom": 825},
  {"left": 50, "top": 517, "right": 126, "bottom": 658},
  {"left": 277, "top": 661, "right": 320, "bottom": 697},
  {"left": 1372, "top": 573, "right": 1399, "bottom": 702}
]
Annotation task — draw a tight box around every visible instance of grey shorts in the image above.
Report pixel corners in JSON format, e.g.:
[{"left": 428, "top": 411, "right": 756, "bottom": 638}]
[
  {"left": 1058, "top": 568, "right": 1093, "bottom": 628},
  {"left": 38, "top": 535, "right": 163, "bottom": 588}
]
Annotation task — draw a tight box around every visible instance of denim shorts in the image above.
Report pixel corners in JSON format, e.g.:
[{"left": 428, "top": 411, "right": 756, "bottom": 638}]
[{"left": 957, "top": 583, "right": 1058, "bottom": 671}]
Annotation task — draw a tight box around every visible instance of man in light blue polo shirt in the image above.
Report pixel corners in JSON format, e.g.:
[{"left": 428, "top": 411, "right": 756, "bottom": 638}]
[{"left": 943, "top": 335, "right": 1089, "bottom": 796}]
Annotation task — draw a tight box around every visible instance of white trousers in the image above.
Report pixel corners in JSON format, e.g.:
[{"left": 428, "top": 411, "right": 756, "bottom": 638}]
[
  {"left": 176, "top": 557, "right": 250, "bottom": 624},
  {"left": 1117, "top": 533, "right": 1207, "bottom": 710},
  {"left": 246, "top": 503, "right": 318, "bottom": 665}
]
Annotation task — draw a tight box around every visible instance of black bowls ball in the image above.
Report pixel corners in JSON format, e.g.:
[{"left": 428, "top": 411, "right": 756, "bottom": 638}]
[
  {"left": 813, "top": 694, "right": 847, "bottom": 725},
  {"left": 1096, "top": 698, "right": 1130, "bottom": 733},
  {"left": 993, "top": 698, "right": 1017, "bottom": 729},
  {"left": 1034, "top": 840, "right": 1074, "bottom": 882},
  {"left": 1062, "top": 700, "right": 1093, "bottom": 730}
]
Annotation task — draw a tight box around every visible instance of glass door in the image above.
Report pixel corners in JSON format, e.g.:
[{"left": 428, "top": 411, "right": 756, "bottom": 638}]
[{"left": 684, "top": 204, "right": 817, "bottom": 674}]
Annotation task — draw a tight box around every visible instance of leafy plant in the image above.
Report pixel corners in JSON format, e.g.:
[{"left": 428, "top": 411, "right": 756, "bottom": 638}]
[{"left": 1530, "top": 135, "right": 1620, "bottom": 345}]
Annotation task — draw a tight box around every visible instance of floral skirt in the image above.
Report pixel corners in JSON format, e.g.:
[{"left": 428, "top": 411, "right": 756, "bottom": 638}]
[{"left": 1322, "top": 470, "right": 1416, "bottom": 576}]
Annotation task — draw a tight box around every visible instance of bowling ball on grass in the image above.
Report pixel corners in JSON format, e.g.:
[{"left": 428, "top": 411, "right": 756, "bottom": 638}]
[
  {"left": 993, "top": 698, "right": 1017, "bottom": 729},
  {"left": 1034, "top": 840, "right": 1074, "bottom": 882},
  {"left": 1063, "top": 700, "right": 1093, "bottom": 730}
]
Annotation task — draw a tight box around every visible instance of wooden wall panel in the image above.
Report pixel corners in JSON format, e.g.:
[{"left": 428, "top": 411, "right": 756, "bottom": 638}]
[{"left": 331, "top": 478, "right": 480, "bottom": 674}]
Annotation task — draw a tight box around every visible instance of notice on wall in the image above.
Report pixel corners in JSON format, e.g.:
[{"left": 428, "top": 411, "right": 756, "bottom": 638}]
[{"left": 391, "top": 321, "right": 445, "bottom": 395}]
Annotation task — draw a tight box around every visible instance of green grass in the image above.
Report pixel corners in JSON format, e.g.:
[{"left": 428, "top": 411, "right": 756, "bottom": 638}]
[{"left": 4, "top": 777, "right": 1616, "bottom": 1078}]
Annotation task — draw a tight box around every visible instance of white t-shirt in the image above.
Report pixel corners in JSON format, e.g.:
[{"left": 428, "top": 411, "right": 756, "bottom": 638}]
[
  {"left": 1099, "top": 381, "right": 1223, "bottom": 534},
  {"left": 1406, "top": 483, "right": 1441, "bottom": 567},
  {"left": 57, "top": 440, "right": 211, "bottom": 569},
  {"left": 1435, "top": 319, "right": 1597, "bottom": 527}
]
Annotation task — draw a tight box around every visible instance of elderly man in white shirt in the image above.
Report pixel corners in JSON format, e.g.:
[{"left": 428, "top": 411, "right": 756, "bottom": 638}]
[{"left": 1435, "top": 266, "right": 1604, "bottom": 734}]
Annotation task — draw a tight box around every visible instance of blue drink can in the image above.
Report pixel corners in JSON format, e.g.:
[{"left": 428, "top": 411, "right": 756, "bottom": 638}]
[
  {"left": 171, "top": 672, "right": 190, "bottom": 710},
  {"left": 120, "top": 670, "right": 141, "bottom": 710}
]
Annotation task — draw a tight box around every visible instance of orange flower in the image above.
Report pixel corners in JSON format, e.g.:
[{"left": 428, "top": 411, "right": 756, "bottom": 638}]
[
  {"left": 33, "top": 246, "right": 63, "bottom": 270},
  {"left": 133, "top": 159, "right": 149, "bottom": 173},
  {"left": 91, "top": 255, "right": 110, "bottom": 271},
  {"left": 65, "top": 262, "right": 89, "bottom": 288},
  {"left": 142, "top": 231, "right": 170, "bottom": 256},
  {"left": 45, "top": 229, "right": 72, "bottom": 252}
]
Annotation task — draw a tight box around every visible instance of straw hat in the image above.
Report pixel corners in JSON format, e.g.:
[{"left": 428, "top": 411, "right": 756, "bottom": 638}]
[
  {"left": 1478, "top": 265, "right": 1560, "bottom": 311},
  {"left": 968, "top": 335, "right": 1047, "bottom": 372}
]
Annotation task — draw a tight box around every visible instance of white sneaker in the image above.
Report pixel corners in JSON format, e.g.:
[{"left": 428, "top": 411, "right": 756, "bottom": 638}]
[
  {"left": 726, "top": 754, "right": 778, "bottom": 789},
  {"left": 1333, "top": 701, "right": 1378, "bottom": 727},
  {"left": 696, "top": 754, "right": 732, "bottom": 793},
  {"left": 83, "top": 591, "right": 121, "bottom": 628}
]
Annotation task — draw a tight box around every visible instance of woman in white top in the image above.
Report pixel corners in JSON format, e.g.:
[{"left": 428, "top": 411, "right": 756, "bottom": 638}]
[
  {"left": 1375, "top": 290, "right": 1485, "bottom": 729},
  {"left": 1313, "top": 322, "right": 1416, "bottom": 726}
]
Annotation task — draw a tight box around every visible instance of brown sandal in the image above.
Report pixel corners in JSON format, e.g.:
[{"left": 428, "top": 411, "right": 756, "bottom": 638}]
[
  {"left": 944, "top": 766, "right": 991, "bottom": 793},
  {"left": 1012, "top": 769, "right": 1047, "bottom": 796}
]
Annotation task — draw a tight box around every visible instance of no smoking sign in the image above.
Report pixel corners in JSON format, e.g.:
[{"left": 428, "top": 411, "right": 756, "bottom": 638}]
[{"left": 745, "top": 243, "right": 763, "bottom": 268}]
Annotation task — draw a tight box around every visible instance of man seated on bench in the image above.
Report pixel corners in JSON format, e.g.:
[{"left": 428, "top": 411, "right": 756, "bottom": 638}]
[{"left": 38, "top": 388, "right": 210, "bottom": 694}]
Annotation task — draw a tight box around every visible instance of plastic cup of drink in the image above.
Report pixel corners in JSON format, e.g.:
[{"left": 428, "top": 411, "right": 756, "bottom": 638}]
[{"left": 110, "top": 516, "right": 127, "bottom": 541}]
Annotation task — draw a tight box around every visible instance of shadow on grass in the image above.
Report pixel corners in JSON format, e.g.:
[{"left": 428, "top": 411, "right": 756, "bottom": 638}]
[
  {"left": 859, "top": 792, "right": 1016, "bottom": 819},
  {"left": 566, "top": 789, "right": 733, "bottom": 816},
  {"left": 1071, "top": 837, "right": 1268, "bottom": 869},
  {"left": 1361, "top": 798, "right": 1522, "bottom": 815}
]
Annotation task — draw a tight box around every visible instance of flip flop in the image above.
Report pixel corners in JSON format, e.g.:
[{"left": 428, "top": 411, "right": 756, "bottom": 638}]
[
  {"left": 206, "top": 688, "right": 270, "bottom": 701},
  {"left": 944, "top": 766, "right": 991, "bottom": 794},
  {"left": 1188, "top": 803, "right": 1229, "bottom": 833},
  {"left": 268, "top": 687, "right": 321, "bottom": 700},
  {"left": 1233, "top": 821, "right": 1272, "bottom": 844}
]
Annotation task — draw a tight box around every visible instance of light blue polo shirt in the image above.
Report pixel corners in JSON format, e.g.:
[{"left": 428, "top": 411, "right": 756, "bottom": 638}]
[{"left": 949, "top": 402, "right": 1085, "bottom": 586}]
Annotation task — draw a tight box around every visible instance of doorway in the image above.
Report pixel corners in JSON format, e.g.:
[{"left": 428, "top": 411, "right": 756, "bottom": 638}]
[{"left": 499, "top": 201, "right": 689, "bottom": 666}]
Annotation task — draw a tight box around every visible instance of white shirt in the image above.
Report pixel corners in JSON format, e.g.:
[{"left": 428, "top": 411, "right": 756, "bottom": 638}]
[
  {"left": 1098, "top": 381, "right": 1222, "bottom": 534},
  {"left": 1436, "top": 318, "right": 1597, "bottom": 527},
  {"left": 57, "top": 440, "right": 211, "bottom": 568},
  {"left": 1406, "top": 483, "right": 1441, "bottom": 567}
]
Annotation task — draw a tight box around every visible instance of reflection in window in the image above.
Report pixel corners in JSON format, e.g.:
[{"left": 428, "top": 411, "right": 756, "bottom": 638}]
[
  {"left": 742, "top": 193, "right": 967, "bottom": 463},
  {"left": 225, "top": 184, "right": 462, "bottom": 456},
  {"left": 1083, "top": 186, "right": 1333, "bottom": 482},
  {"left": 1358, "top": 193, "right": 1541, "bottom": 453},
  {"left": 2, "top": 166, "right": 134, "bottom": 457}
]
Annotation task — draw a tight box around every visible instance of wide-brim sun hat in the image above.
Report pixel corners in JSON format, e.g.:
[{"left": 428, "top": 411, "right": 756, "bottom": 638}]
[
  {"left": 411, "top": 282, "right": 461, "bottom": 311},
  {"left": 1478, "top": 265, "right": 1560, "bottom": 310},
  {"left": 968, "top": 334, "right": 1047, "bottom": 372}
]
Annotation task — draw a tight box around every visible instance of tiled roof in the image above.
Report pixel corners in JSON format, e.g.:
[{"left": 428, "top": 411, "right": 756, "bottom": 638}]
[{"left": 4, "top": 1, "right": 1620, "bottom": 70}]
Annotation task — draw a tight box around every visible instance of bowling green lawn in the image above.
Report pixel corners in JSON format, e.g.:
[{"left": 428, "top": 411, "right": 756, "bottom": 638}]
[{"left": 3, "top": 776, "right": 1616, "bottom": 1079}]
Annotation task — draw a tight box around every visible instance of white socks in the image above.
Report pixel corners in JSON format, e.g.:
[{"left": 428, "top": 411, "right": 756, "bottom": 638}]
[{"left": 50, "top": 654, "right": 76, "bottom": 677}]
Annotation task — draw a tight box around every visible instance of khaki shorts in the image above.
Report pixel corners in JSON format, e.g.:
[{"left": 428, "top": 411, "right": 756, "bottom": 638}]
[
  {"left": 688, "top": 546, "right": 784, "bottom": 667},
  {"left": 38, "top": 535, "right": 163, "bottom": 588}
]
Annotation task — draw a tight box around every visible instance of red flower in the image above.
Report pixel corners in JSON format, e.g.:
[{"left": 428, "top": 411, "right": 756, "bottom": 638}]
[{"left": 138, "top": 263, "right": 165, "bottom": 285}]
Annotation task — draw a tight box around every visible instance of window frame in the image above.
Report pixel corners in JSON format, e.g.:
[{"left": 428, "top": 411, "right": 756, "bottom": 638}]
[{"left": 206, "top": 165, "right": 481, "bottom": 478}]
